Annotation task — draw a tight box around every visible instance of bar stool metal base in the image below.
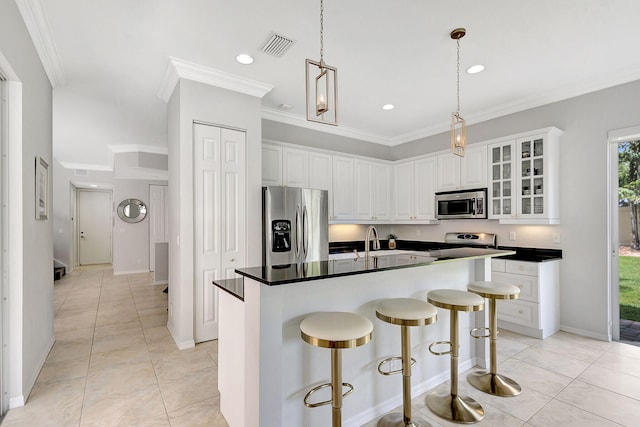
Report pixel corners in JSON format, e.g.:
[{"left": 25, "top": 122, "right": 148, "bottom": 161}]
[
  {"left": 467, "top": 371, "right": 522, "bottom": 397},
  {"left": 377, "top": 412, "right": 431, "bottom": 427},
  {"left": 426, "top": 392, "right": 484, "bottom": 424}
]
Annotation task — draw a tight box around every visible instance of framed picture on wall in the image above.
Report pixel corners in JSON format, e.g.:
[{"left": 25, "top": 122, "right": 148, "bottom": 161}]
[{"left": 35, "top": 157, "right": 49, "bottom": 220}]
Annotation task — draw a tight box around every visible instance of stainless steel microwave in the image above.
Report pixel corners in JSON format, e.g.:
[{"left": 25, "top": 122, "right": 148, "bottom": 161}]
[{"left": 435, "top": 188, "right": 487, "bottom": 219}]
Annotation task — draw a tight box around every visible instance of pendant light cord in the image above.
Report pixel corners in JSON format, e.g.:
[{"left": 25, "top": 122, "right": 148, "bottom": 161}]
[
  {"left": 319, "top": 0, "right": 324, "bottom": 65},
  {"left": 456, "top": 38, "right": 461, "bottom": 115}
]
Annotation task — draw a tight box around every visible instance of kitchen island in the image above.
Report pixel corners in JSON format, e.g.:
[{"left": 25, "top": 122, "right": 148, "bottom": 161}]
[{"left": 213, "top": 248, "right": 514, "bottom": 427}]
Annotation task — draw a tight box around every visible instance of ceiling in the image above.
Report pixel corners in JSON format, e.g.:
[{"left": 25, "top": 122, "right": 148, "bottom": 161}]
[{"left": 16, "top": 0, "right": 640, "bottom": 168}]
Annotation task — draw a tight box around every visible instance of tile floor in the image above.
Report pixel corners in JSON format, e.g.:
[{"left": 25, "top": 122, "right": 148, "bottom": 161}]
[
  {"left": 1, "top": 266, "right": 228, "bottom": 427},
  {"left": 3, "top": 266, "right": 640, "bottom": 426}
]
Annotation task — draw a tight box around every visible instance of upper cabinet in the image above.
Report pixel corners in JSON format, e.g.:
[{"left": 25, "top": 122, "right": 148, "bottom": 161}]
[
  {"left": 436, "top": 145, "right": 487, "bottom": 192},
  {"left": 262, "top": 144, "right": 282, "bottom": 186},
  {"left": 332, "top": 156, "right": 355, "bottom": 220},
  {"left": 488, "top": 127, "right": 562, "bottom": 224},
  {"left": 282, "top": 147, "right": 309, "bottom": 187},
  {"left": 393, "top": 155, "right": 438, "bottom": 222},
  {"left": 309, "top": 152, "right": 334, "bottom": 220},
  {"left": 354, "top": 160, "right": 391, "bottom": 221}
]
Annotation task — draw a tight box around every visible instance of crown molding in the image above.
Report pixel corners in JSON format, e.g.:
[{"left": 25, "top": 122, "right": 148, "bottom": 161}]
[
  {"left": 261, "top": 107, "right": 391, "bottom": 146},
  {"left": 59, "top": 161, "right": 112, "bottom": 172},
  {"left": 15, "top": 0, "right": 65, "bottom": 88},
  {"left": 158, "top": 57, "right": 274, "bottom": 102},
  {"left": 108, "top": 144, "right": 168, "bottom": 155}
]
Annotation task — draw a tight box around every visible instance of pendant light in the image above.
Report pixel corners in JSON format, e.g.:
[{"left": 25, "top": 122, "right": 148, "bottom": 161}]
[
  {"left": 450, "top": 28, "right": 466, "bottom": 157},
  {"left": 306, "top": 0, "right": 338, "bottom": 126}
]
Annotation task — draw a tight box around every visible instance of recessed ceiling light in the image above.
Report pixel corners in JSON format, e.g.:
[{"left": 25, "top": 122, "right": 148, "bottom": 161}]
[
  {"left": 236, "top": 54, "right": 254, "bottom": 65},
  {"left": 279, "top": 103, "right": 292, "bottom": 110},
  {"left": 89, "top": 184, "right": 98, "bottom": 187},
  {"left": 466, "top": 64, "right": 485, "bottom": 74},
  {"left": 382, "top": 104, "right": 395, "bottom": 110}
]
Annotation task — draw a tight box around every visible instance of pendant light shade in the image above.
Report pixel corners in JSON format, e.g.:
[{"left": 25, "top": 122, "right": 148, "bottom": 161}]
[
  {"left": 450, "top": 28, "right": 466, "bottom": 157},
  {"left": 306, "top": 0, "right": 338, "bottom": 126}
]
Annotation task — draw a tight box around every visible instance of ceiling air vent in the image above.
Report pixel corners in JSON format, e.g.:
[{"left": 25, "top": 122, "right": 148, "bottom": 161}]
[{"left": 261, "top": 33, "right": 295, "bottom": 57}]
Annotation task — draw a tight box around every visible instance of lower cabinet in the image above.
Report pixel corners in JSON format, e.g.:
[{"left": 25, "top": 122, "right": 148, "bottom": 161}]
[{"left": 491, "top": 258, "right": 560, "bottom": 339}]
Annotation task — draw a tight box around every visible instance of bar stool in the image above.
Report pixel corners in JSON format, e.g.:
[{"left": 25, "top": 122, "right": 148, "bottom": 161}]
[
  {"left": 300, "top": 311, "right": 373, "bottom": 427},
  {"left": 467, "top": 281, "right": 522, "bottom": 397},
  {"left": 375, "top": 298, "right": 438, "bottom": 427},
  {"left": 426, "top": 289, "right": 485, "bottom": 424}
]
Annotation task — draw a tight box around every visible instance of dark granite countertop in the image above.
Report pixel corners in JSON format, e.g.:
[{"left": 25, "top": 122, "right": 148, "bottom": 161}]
[
  {"left": 329, "top": 240, "right": 562, "bottom": 262},
  {"left": 234, "top": 247, "right": 513, "bottom": 287},
  {"left": 212, "top": 278, "right": 245, "bottom": 301}
]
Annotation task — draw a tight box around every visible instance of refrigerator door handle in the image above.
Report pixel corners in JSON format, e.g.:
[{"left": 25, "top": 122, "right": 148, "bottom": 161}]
[
  {"left": 302, "top": 205, "right": 308, "bottom": 259},
  {"left": 295, "top": 205, "right": 302, "bottom": 260}
]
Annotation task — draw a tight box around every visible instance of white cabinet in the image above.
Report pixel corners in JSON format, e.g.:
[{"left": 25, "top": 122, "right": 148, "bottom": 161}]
[
  {"left": 262, "top": 144, "right": 310, "bottom": 187},
  {"left": 491, "top": 258, "right": 560, "bottom": 339},
  {"left": 354, "top": 160, "right": 391, "bottom": 221},
  {"left": 309, "top": 152, "right": 333, "bottom": 219},
  {"left": 282, "top": 147, "right": 309, "bottom": 187},
  {"left": 488, "top": 128, "right": 561, "bottom": 224},
  {"left": 262, "top": 144, "right": 282, "bottom": 186},
  {"left": 332, "top": 156, "right": 355, "bottom": 220},
  {"left": 436, "top": 145, "right": 487, "bottom": 192},
  {"left": 393, "top": 155, "right": 437, "bottom": 221}
]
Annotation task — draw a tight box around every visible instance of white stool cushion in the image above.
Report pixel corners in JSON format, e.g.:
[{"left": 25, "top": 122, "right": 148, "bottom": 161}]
[
  {"left": 300, "top": 312, "right": 373, "bottom": 349},
  {"left": 468, "top": 281, "right": 520, "bottom": 300},
  {"left": 427, "top": 289, "right": 484, "bottom": 312},
  {"left": 376, "top": 298, "right": 438, "bottom": 326}
]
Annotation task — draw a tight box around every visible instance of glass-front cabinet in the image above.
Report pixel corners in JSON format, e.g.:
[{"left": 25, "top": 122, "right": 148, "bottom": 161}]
[{"left": 488, "top": 127, "right": 562, "bottom": 224}]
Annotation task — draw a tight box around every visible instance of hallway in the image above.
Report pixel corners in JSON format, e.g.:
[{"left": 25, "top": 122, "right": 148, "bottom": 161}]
[{"left": 1, "top": 266, "right": 228, "bottom": 426}]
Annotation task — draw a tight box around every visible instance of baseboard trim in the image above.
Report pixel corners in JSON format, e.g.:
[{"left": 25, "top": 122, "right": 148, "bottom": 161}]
[
  {"left": 153, "top": 279, "right": 168, "bottom": 285},
  {"left": 560, "top": 325, "right": 610, "bottom": 342},
  {"left": 16, "top": 335, "right": 55, "bottom": 408},
  {"left": 345, "top": 359, "right": 473, "bottom": 426},
  {"left": 113, "top": 269, "right": 148, "bottom": 276},
  {"left": 9, "top": 395, "right": 25, "bottom": 409},
  {"left": 167, "top": 321, "right": 195, "bottom": 350}
]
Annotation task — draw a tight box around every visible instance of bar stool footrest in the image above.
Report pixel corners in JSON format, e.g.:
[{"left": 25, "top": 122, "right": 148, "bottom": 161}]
[
  {"left": 470, "top": 327, "right": 491, "bottom": 339},
  {"left": 467, "top": 371, "right": 522, "bottom": 397},
  {"left": 428, "top": 340, "right": 452, "bottom": 356},
  {"left": 377, "top": 356, "right": 417, "bottom": 376},
  {"left": 303, "top": 382, "right": 354, "bottom": 408}
]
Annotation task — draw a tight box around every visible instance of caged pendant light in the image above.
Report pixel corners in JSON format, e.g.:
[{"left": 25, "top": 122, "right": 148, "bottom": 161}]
[
  {"left": 305, "top": 0, "right": 338, "bottom": 126},
  {"left": 450, "top": 28, "right": 467, "bottom": 157}
]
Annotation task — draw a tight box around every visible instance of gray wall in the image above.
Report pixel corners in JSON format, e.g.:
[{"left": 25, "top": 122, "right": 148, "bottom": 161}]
[
  {"left": 52, "top": 159, "right": 167, "bottom": 275},
  {"left": 167, "top": 79, "right": 263, "bottom": 349},
  {"left": 0, "top": 0, "right": 54, "bottom": 407}
]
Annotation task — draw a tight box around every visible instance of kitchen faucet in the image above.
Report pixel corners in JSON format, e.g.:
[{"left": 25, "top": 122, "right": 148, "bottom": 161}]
[{"left": 364, "top": 225, "right": 380, "bottom": 261}]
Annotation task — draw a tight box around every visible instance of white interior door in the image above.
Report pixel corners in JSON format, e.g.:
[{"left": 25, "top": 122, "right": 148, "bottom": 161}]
[
  {"left": 149, "top": 184, "right": 168, "bottom": 271},
  {"left": 193, "top": 123, "right": 246, "bottom": 343},
  {"left": 78, "top": 190, "right": 112, "bottom": 265}
]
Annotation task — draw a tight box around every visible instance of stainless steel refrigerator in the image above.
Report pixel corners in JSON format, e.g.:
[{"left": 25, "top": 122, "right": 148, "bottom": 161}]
[{"left": 263, "top": 186, "right": 328, "bottom": 265}]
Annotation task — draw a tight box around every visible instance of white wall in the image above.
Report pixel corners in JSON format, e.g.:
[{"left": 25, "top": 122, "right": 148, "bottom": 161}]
[
  {"left": 52, "top": 160, "right": 167, "bottom": 274},
  {"left": 167, "top": 79, "right": 262, "bottom": 349},
  {"left": 0, "top": 0, "right": 54, "bottom": 407}
]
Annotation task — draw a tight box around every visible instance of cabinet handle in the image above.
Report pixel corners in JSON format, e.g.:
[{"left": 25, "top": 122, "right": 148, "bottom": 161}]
[
  {"left": 518, "top": 309, "right": 524, "bottom": 314},
  {"left": 230, "top": 258, "right": 235, "bottom": 262}
]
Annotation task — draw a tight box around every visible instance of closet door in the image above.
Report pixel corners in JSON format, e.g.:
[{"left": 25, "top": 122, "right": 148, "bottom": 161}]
[{"left": 193, "top": 123, "right": 246, "bottom": 343}]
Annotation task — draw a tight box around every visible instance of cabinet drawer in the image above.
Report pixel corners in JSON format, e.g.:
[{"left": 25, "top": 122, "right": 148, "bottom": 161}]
[
  {"left": 491, "top": 258, "right": 506, "bottom": 272},
  {"left": 492, "top": 272, "right": 538, "bottom": 302},
  {"left": 497, "top": 299, "right": 539, "bottom": 328},
  {"left": 505, "top": 260, "right": 538, "bottom": 276}
]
